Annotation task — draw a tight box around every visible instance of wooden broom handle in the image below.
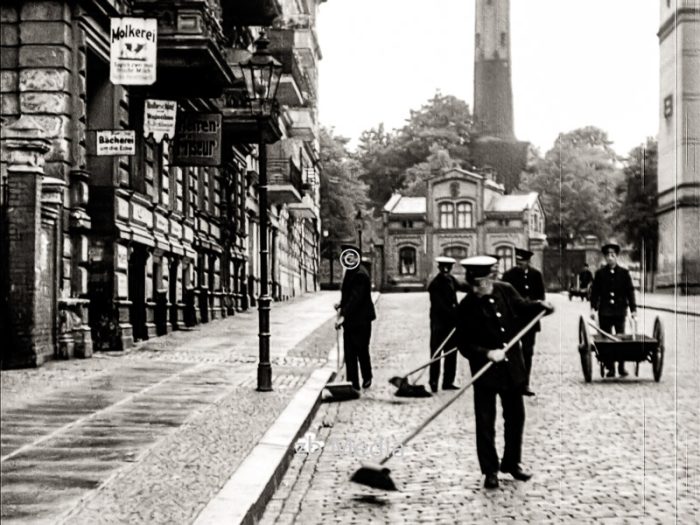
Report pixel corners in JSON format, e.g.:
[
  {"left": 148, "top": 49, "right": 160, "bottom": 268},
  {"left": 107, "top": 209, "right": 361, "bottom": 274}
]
[{"left": 379, "top": 310, "right": 547, "bottom": 466}]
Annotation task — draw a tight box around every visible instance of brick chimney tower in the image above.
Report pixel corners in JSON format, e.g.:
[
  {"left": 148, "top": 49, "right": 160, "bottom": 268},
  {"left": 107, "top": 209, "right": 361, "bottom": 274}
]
[
  {"left": 474, "top": 0, "right": 514, "bottom": 140},
  {"left": 471, "top": 0, "right": 528, "bottom": 193}
]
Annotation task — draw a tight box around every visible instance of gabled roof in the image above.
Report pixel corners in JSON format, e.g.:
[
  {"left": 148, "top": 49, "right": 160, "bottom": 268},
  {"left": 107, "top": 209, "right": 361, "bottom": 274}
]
[
  {"left": 383, "top": 194, "right": 426, "bottom": 215},
  {"left": 486, "top": 192, "right": 539, "bottom": 213}
]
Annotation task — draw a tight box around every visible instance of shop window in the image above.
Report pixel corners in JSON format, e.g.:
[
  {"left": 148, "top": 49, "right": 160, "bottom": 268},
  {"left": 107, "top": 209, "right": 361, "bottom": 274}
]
[
  {"left": 456, "top": 201, "right": 473, "bottom": 228},
  {"left": 439, "top": 202, "right": 455, "bottom": 229},
  {"left": 399, "top": 246, "right": 417, "bottom": 275}
]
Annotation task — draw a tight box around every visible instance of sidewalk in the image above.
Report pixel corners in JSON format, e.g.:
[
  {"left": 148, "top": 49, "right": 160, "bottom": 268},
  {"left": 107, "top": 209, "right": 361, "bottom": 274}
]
[
  {"left": 0, "top": 291, "right": 352, "bottom": 525},
  {"left": 561, "top": 291, "right": 699, "bottom": 317}
]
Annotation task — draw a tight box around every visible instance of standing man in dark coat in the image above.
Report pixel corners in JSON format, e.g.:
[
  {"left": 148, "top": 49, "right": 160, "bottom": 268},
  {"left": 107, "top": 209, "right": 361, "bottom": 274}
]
[
  {"left": 455, "top": 256, "right": 554, "bottom": 489},
  {"left": 335, "top": 244, "right": 376, "bottom": 391},
  {"left": 590, "top": 241, "right": 637, "bottom": 378},
  {"left": 427, "top": 256, "right": 462, "bottom": 393},
  {"left": 501, "top": 248, "right": 545, "bottom": 396}
]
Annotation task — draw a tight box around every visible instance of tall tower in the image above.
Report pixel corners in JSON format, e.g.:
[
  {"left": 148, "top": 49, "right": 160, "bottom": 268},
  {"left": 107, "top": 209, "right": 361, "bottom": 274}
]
[
  {"left": 474, "top": 0, "right": 515, "bottom": 140},
  {"left": 656, "top": 0, "right": 700, "bottom": 292},
  {"left": 471, "top": 0, "right": 527, "bottom": 193}
]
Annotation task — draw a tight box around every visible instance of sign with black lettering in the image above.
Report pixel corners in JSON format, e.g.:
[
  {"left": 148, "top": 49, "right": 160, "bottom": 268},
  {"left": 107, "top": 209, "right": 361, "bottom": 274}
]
[
  {"left": 144, "top": 99, "right": 177, "bottom": 142},
  {"left": 172, "top": 113, "right": 222, "bottom": 167},
  {"left": 110, "top": 17, "right": 157, "bottom": 85},
  {"left": 96, "top": 130, "right": 136, "bottom": 156}
]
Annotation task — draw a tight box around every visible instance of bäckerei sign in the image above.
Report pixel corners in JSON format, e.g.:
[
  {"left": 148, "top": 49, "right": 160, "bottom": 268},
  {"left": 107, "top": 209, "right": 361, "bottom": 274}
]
[
  {"left": 110, "top": 17, "right": 157, "bottom": 85},
  {"left": 96, "top": 130, "right": 136, "bottom": 156}
]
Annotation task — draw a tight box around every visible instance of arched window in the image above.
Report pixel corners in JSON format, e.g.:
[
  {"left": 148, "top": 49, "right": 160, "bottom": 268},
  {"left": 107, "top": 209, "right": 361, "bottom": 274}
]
[
  {"left": 495, "top": 245, "right": 514, "bottom": 274},
  {"left": 398, "top": 246, "right": 417, "bottom": 275},
  {"left": 443, "top": 246, "right": 468, "bottom": 261},
  {"left": 456, "top": 201, "right": 473, "bottom": 228},
  {"left": 439, "top": 202, "right": 454, "bottom": 229}
]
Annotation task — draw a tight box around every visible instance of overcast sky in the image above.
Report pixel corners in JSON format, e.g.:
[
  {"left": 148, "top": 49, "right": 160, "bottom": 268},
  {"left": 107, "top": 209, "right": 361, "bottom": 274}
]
[{"left": 316, "top": 0, "right": 660, "bottom": 157}]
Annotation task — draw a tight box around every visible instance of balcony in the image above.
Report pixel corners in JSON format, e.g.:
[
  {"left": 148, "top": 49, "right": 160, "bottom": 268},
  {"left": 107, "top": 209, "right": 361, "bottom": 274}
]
[
  {"left": 287, "top": 195, "right": 317, "bottom": 219},
  {"left": 286, "top": 107, "right": 316, "bottom": 141},
  {"left": 222, "top": 0, "right": 282, "bottom": 27},
  {"left": 268, "top": 29, "right": 311, "bottom": 107},
  {"left": 267, "top": 156, "right": 303, "bottom": 204},
  {"left": 131, "top": 0, "right": 235, "bottom": 97}
]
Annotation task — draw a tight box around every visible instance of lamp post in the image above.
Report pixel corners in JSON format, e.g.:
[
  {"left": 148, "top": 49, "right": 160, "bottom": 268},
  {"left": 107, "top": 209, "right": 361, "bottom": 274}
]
[
  {"left": 355, "top": 209, "right": 363, "bottom": 254},
  {"left": 239, "top": 32, "right": 282, "bottom": 392}
]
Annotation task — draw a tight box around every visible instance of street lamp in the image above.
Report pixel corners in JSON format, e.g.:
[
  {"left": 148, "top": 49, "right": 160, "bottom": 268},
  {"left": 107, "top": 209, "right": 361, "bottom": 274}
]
[
  {"left": 355, "top": 209, "right": 363, "bottom": 254},
  {"left": 239, "top": 32, "right": 282, "bottom": 392}
]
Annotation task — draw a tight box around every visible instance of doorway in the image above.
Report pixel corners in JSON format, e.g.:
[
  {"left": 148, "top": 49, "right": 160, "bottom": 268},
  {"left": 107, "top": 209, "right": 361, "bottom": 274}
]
[{"left": 128, "top": 246, "right": 148, "bottom": 341}]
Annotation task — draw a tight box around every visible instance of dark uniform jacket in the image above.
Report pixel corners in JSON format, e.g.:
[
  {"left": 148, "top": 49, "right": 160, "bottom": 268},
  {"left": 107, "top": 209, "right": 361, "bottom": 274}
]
[
  {"left": 502, "top": 266, "right": 545, "bottom": 332},
  {"left": 428, "top": 272, "right": 459, "bottom": 328},
  {"left": 579, "top": 269, "right": 593, "bottom": 289},
  {"left": 455, "top": 282, "right": 544, "bottom": 390},
  {"left": 340, "top": 264, "right": 376, "bottom": 327},
  {"left": 590, "top": 265, "right": 636, "bottom": 317}
]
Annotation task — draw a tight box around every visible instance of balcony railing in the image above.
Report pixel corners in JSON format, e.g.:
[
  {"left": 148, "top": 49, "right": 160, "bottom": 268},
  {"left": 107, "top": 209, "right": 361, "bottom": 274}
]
[{"left": 267, "top": 157, "right": 303, "bottom": 204}]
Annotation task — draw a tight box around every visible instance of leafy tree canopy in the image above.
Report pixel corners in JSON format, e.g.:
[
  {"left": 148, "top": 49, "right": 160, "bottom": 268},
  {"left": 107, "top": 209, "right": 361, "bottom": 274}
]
[
  {"left": 616, "top": 138, "right": 658, "bottom": 268},
  {"left": 319, "top": 127, "right": 369, "bottom": 250},
  {"left": 521, "top": 126, "right": 623, "bottom": 248},
  {"left": 355, "top": 92, "right": 475, "bottom": 212}
]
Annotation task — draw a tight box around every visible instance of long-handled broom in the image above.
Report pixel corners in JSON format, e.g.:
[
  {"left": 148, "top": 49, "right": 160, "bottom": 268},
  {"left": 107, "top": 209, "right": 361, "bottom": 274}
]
[
  {"left": 389, "top": 328, "right": 456, "bottom": 397},
  {"left": 323, "top": 326, "right": 360, "bottom": 401},
  {"left": 351, "top": 310, "right": 547, "bottom": 490}
]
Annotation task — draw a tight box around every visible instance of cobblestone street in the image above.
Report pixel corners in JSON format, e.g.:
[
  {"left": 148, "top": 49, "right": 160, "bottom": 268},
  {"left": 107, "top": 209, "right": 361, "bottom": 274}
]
[{"left": 262, "top": 292, "right": 700, "bottom": 524}]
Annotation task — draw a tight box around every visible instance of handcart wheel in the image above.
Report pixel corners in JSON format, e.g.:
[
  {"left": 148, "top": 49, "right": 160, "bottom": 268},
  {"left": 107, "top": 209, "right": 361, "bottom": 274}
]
[
  {"left": 578, "top": 316, "right": 592, "bottom": 383},
  {"left": 652, "top": 317, "right": 664, "bottom": 382}
]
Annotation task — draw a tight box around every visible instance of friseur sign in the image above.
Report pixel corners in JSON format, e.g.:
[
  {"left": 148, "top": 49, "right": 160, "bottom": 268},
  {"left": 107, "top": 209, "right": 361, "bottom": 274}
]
[{"left": 172, "top": 113, "right": 222, "bottom": 167}]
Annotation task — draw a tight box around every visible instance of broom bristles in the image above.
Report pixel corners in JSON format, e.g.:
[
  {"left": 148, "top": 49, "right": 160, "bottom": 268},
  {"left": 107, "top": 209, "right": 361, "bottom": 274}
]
[{"left": 350, "top": 464, "right": 398, "bottom": 491}]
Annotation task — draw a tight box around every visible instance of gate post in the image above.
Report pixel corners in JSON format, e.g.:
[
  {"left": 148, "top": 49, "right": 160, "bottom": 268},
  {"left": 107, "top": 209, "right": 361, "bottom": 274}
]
[{"left": 1, "top": 115, "right": 62, "bottom": 368}]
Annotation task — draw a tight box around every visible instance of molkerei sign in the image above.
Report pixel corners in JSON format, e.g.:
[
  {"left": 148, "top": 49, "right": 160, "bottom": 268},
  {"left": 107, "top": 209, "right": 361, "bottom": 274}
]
[
  {"left": 172, "top": 113, "right": 222, "bottom": 167},
  {"left": 96, "top": 130, "right": 136, "bottom": 156},
  {"left": 110, "top": 17, "right": 157, "bottom": 85}
]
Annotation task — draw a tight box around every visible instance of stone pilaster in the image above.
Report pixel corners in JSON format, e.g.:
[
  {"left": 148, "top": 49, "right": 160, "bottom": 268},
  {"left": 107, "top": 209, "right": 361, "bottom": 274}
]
[{"left": 1, "top": 115, "right": 60, "bottom": 368}]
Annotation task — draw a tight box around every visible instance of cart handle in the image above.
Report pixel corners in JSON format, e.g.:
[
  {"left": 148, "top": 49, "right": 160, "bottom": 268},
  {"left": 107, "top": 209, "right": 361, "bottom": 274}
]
[{"left": 585, "top": 320, "right": 622, "bottom": 342}]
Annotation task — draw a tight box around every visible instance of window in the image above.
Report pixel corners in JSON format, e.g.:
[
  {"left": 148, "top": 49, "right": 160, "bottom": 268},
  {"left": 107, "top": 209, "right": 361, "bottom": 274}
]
[
  {"left": 456, "top": 202, "right": 473, "bottom": 228},
  {"left": 401, "top": 220, "right": 414, "bottom": 228},
  {"left": 439, "top": 202, "right": 454, "bottom": 229},
  {"left": 501, "top": 32, "right": 507, "bottom": 47},
  {"left": 398, "top": 247, "right": 417, "bottom": 275},
  {"left": 443, "top": 246, "right": 468, "bottom": 260},
  {"left": 495, "top": 246, "right": 514, "bottom": 274}
]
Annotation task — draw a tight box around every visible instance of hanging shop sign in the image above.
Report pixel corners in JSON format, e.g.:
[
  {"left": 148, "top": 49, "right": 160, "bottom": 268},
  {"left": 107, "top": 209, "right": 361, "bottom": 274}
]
[
  {"left": 110, "top": 17, "right": 157, "bottom": 85},
  {"left": 96, "top": 130, "right": 136, "bottom": 156},
  {"left": 144, "top": 99, "right": 177, "bottom": 142},
  {"left": 172, "top": 113, "right": 222, "bottom": 167}
]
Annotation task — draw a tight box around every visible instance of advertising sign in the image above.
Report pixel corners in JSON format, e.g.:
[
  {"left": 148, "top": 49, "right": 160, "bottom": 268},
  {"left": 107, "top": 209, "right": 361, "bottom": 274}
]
[
  {"left": 144, "top": 99, "right": 177, "bottom": 142},
  {"left": 172, "top": 113, "right": 222, "bottom": 167},
  {"left": 96, "top": 130, "right": 136, "bottom": 156},
  {"left": 110, "top": 17, "right": 157, "bottom": 85}
]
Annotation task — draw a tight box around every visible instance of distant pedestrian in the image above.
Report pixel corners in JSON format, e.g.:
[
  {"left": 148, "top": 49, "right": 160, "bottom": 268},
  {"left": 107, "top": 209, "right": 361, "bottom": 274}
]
[
  {"left": 590, "top": 241, "right": 637, "bottom": 378},
  {"left": 335, "top": 243, "right": 376, "bottom": 391},
  {"left": 501, "top": 248, "right": 545, "bottom": 396},
  {"left": 427, "top": 256, "right": 466, "bottom": 393},
  {"left": 455, "top": 256, "right": 554, "bottom": 489}
]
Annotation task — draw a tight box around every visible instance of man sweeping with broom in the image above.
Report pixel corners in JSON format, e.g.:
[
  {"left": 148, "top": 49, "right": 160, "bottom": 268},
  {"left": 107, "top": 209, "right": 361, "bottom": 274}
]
[{"left": 456, "top": 256, "right": 554, "bottom": 489}]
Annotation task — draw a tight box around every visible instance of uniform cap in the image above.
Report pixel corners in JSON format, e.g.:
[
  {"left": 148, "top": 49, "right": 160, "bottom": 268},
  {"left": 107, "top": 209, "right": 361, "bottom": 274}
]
[
  {"left": 460, "top": 256, "right": 499, "bottom": 283},
  {"left": 601, "top": 241, "right": 620, "bottom": 254},
  {"left": 515, "top": 248, "right": 534, "bottom": 261},
  {"left": 436, "top": 256, "right": 456, "bottom": 265}
]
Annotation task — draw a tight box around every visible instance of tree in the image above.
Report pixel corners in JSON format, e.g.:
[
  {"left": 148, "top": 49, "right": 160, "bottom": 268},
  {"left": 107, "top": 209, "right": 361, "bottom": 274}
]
[
  {"left": 521, "top": 126, "right": 623, "bottom": 249},
  {"left": 355, "top": 92, "right": 475, "bottom": 212},
  {"left": 319, "top": 127, "right": 369, "bottom": 250},
  {"left": 616, "top": 138, "right": 658, "bottom": 278}
]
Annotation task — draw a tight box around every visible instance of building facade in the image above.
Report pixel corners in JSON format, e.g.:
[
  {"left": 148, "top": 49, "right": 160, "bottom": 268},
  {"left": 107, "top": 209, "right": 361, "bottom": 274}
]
[
  {"left": 380, "top": 168, "right": 546, "bottom": 291},
  {"left": 656, "top": 0, "right": 700, "bottom": 292},
  {"left": 0, "top": 0, "right": 323, "bottom": 368}
]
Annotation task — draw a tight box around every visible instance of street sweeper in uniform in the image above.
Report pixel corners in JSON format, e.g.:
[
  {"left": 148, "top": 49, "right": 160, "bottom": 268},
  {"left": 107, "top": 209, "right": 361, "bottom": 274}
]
[
  {"left": 335, "top": 243, "right": 376, "bottom": 391},
  {"left": 427, "top": 256, "right": 468, "bottom": 392},
  {"left": 455, "top": 256, "right": 554, "bottom": 489}
]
